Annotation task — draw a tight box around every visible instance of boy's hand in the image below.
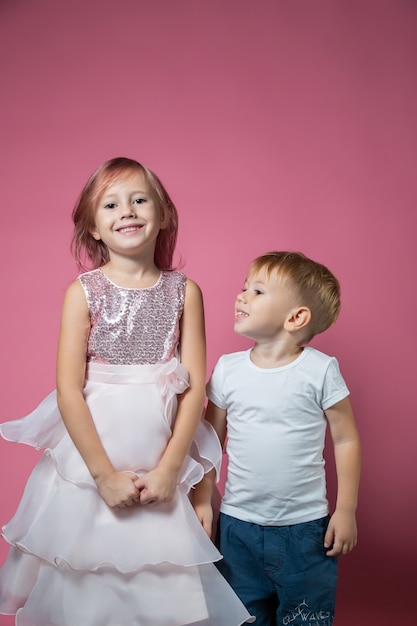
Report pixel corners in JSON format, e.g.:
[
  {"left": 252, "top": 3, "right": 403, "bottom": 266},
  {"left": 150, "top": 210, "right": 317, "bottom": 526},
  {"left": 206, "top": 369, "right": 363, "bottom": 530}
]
[
  {"left": 324, "top": 509, "right": 358, "bottom": 556},
  {"left": 134, "top": 467, "right": 177, "bottom": 505},
  {"left": 193, "top": 502, "right": 214, "bottom": 538},
  {"left": 95, "top": 471, "right": 140, "bottom": 508}
]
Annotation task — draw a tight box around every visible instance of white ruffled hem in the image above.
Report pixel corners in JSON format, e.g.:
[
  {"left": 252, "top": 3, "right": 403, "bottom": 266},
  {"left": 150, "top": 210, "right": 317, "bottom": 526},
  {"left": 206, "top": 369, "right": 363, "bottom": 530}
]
[
  {"left": 0, "top": 550, "right": 255, "bottom": 625},
  {"left": 0, "top": 361, "right": 255, "bottom": 624}
]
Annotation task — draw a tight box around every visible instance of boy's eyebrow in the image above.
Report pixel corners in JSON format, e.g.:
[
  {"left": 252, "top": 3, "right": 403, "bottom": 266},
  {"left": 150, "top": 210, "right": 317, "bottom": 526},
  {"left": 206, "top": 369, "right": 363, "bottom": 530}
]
[{"left": 246, "top": 277, "right": 267, "bottom": 287}]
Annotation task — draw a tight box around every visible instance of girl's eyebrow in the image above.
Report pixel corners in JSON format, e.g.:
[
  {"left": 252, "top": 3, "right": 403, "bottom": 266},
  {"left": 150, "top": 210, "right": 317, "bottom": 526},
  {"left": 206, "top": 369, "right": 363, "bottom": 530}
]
[{"left": 104, "top": 188, "right": 147, "bottom": 196}]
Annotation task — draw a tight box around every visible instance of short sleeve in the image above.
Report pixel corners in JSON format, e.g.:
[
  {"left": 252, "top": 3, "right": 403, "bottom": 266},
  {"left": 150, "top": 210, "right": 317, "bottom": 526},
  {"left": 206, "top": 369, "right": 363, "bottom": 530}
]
[
  {"left": 322, "top": 357, "right": 350, "bottom": 411},
  {"left": 206, "top": 356, "right": 227, "bottom": 409}
]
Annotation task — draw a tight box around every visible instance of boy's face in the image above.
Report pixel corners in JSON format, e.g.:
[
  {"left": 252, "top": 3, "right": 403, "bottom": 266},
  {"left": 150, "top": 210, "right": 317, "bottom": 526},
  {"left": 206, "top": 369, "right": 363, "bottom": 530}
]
[{"left": 234, "top": 267, "right": 295, "bottom": 341}]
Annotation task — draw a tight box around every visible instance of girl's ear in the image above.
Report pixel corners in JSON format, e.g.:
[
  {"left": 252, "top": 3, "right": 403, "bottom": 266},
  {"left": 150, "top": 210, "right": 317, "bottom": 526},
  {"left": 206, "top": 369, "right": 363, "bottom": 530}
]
[
  {"left": 285, "top": 306, "right": 311, "bottom": 331},
  {"left": 159, "top": 209, "right": 168, "bottom": 230},
  {"left": 89, "top": 226, "right": 101, "bottom": 241}
]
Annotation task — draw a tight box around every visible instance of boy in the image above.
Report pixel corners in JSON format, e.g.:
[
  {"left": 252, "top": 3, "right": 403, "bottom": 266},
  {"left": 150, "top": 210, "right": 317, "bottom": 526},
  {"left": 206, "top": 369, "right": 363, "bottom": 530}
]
[{"left": 193, "top": 251, "right": 361, "bottom": 626}]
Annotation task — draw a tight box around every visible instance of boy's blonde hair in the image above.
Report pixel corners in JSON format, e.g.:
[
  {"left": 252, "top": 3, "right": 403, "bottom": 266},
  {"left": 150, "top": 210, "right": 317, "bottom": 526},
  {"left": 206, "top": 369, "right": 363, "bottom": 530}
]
[{"left": 249, "top": 251, "right": 341, "bottom": 340}]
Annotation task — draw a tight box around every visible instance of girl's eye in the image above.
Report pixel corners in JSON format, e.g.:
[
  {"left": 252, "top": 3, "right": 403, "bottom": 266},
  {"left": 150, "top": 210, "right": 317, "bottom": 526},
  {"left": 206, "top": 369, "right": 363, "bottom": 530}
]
[
  {"left": 104, "top": 202, "right": 116, "bottom": 209},
  {"left": 133, "top": 198, "right": 145, "bottom": 205},
  {"left": 254, "top": 290, "right": 263, "bottom": 295}
]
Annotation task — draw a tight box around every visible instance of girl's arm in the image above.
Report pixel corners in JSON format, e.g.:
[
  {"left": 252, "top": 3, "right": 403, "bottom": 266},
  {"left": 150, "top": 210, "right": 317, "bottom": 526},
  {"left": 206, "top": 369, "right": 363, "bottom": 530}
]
[
  {"left": 56, "top": 280, "right": 139, "bottom": 508},
  {"left": 192, "top": 401, "right": 227, "bottom": 537},
  {"left": 136, "top": 278, "right": 206, "bottom": 504},
  {"left": 324, "top": 396, "right": 361, "bottom": 556}
]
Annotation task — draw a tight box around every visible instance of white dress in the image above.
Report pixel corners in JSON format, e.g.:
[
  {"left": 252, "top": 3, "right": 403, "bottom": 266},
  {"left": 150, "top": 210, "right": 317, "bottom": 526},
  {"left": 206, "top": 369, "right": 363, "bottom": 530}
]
[{"left": 0, "top": 269, "right": 254, "bottom": 626}]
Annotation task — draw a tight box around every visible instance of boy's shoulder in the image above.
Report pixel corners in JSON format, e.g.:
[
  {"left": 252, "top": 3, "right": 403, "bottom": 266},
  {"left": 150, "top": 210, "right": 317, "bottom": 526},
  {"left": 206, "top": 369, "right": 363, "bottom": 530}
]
[
  {"left": 214, "top": 349, "right": 250, "bottom": 368},
  {"left": 303, "top": 346, "right": 338, "bottom": 364}
]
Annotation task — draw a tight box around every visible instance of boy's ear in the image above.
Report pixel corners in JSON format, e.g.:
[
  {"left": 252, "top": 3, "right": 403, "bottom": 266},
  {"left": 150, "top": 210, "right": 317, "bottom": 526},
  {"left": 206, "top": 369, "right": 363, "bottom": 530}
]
[{"left": 285, "top": 306, "right": 311, "bottom": 331}]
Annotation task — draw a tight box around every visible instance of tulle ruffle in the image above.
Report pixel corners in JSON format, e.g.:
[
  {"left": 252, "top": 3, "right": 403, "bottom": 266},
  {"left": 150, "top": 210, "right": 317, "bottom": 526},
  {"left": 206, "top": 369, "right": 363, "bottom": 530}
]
[
  {"left": 0, "top": 359, "right": 254, "bottom": 625},
  {"left": 0, "top": 359, "right": 222, "bottom": 492},
  {"left": 1, "top": 551, "right": 254, "bottom": 625}
]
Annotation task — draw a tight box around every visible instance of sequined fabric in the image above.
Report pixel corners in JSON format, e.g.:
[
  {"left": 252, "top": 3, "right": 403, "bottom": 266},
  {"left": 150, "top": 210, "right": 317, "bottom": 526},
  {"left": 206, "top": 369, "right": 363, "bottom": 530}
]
[{"left": 78, "top": 269, "right": 186, "bottom": 365}]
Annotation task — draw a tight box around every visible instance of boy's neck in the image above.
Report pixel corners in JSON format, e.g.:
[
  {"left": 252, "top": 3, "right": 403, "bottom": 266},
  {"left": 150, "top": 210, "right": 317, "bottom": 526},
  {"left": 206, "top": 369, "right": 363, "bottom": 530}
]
[{"left": 250, "top": 341, "right": 304, "bottom": 369}]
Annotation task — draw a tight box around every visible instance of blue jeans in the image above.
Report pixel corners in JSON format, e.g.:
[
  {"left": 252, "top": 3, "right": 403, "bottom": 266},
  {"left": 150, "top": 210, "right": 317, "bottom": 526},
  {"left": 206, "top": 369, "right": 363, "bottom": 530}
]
[{"left": 216, "top": 513, "right": 338, "bottom": 626}]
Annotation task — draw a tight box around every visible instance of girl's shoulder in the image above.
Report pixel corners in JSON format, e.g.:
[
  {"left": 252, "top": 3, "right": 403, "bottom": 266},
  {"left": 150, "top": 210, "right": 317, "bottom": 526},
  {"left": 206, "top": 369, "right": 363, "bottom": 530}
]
[
  {"left": 60, "top": 276, "right": 90, "bottom": 316},
  {"left": 77, "top": 268, "right": 115, "bottom": 295},
  {"left": 162, "top": 269, "right": 187, "bottom": 283},
  {"left": 183, "top": 275, "right": 205, "bottom": 307},
  {"left": 77, "top": 268, "right": 102, "bottom": 283},
  {"left": 161, "top": 270, "right": 189, "bottom": 296}
]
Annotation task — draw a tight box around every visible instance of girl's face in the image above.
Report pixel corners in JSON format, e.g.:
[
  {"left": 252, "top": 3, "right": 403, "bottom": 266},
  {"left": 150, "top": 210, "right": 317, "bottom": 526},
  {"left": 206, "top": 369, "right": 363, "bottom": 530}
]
[{"left": 90, "top": 171, "right": 165, "bottom": 260}]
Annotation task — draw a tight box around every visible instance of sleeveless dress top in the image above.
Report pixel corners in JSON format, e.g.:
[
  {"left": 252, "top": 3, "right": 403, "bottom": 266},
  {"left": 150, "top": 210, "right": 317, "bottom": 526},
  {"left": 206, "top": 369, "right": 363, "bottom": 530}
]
[
  {"left": 81, "top": 269, "right": 185, "bottom": 365},
  {"left": 0, "top": 269, "right": 254, "bottom": 626}
]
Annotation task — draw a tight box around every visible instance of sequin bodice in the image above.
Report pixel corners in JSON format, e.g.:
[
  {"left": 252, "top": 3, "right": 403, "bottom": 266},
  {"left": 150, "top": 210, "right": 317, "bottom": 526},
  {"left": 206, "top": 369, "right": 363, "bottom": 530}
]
[{"left": 78, "top": 269, "right": 186, "bottom": 365}]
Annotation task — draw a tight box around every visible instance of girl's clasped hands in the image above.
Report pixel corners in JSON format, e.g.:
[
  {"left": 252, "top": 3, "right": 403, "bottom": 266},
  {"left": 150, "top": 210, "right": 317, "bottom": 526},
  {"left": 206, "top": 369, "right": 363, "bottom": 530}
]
[{"left": 95, "top": 467, "right": 177, "bottom": 508}]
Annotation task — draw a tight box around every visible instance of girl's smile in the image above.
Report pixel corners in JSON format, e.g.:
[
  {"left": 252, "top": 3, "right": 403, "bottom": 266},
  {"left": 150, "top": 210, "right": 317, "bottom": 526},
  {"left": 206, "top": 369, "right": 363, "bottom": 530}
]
[
  {"left": 90, "top": 172, "right": 164, "bottom": 257},
  {"left": 115, "top": 223, "right": 144, "bottom": 235}
]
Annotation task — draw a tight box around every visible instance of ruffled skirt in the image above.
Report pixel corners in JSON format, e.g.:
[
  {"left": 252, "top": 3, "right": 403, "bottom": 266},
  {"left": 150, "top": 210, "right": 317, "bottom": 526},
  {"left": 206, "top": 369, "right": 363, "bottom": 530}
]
[{"left": 0, "top": 360, "right": 254, "bottom": 625}]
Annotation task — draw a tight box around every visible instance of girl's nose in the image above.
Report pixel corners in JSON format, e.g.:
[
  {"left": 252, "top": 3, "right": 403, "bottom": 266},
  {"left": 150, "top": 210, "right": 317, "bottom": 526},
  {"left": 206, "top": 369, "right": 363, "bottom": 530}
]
[{"left": 120, "top": 203, "right": 135, "bottom": 217}]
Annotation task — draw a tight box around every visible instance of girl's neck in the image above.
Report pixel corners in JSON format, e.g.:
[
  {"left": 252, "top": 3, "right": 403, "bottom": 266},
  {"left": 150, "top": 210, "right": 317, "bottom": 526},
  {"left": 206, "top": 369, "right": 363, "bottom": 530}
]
[{"left": 100, "top": 257, "right": 161, "bottom": 290}]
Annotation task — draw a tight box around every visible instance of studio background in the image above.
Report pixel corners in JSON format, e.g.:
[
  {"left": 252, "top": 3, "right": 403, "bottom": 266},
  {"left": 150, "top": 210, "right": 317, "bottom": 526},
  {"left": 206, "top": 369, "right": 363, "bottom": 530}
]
[{"left": 1, "top": 1, "right": 416, "bottom": 624}]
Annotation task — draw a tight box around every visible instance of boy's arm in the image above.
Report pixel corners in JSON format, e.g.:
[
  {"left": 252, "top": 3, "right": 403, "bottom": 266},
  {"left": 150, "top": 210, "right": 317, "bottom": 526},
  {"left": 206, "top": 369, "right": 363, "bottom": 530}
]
[
  {"left": 193, "top": 401, "right": 227, "bottom": 538},
  {"left": 325, "top": 396, "right": 361, "bottom": 557},
  {"left": 192, "top": 468, "right": 217, "bottom": 537}
]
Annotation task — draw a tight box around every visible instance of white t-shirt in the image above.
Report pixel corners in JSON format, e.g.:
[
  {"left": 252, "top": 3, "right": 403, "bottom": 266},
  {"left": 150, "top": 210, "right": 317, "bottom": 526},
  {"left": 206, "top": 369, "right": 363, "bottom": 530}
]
[{"left": 207, "top": 347, "right": 349, "bottom": 526}]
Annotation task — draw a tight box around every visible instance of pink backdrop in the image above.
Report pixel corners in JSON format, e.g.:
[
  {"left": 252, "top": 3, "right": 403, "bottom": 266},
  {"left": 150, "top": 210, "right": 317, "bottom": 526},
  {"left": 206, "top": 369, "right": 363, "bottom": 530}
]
[{"left": 1, "top": 1, "right": 416, "bottom": 623}]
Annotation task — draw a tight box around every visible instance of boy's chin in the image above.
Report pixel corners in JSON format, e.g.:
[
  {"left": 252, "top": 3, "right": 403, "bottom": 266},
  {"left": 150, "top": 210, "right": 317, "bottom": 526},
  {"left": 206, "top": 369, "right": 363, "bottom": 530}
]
[{"left": 233, "top": 324, "right": 253, "bottom": 340}]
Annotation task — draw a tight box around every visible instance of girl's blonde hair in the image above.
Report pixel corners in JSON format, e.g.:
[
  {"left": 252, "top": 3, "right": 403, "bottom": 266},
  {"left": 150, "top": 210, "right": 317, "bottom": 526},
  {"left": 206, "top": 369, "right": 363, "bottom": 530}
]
[
  {"left": 250, "top": 251, "right": 341, "bottom": 340},
  {"left": 72, "top": 157, "right": 178, "bottom": 271}
]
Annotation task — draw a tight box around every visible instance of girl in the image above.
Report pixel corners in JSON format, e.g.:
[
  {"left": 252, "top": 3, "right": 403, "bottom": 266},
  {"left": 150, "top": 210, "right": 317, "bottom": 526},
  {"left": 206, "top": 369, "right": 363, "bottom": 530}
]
[{"left": 0, "top": 157, "right": 254, "bottom": 625}]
